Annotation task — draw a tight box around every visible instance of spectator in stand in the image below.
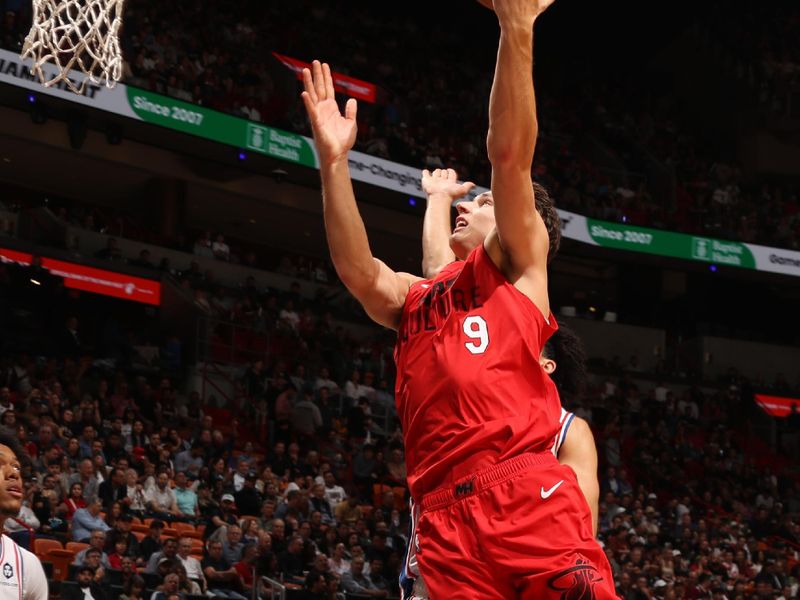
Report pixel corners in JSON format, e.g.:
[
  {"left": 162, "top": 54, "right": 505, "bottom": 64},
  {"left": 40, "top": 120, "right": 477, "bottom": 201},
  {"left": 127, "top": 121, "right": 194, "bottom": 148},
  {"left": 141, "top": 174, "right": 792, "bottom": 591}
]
[
  {"left": 322, "top": 472, "right": 346, "bottom": 507},
  {"left": 137, "top": 520, "right": 166, "bottom": 565},
  {"left": 176, "top": 537, "right": 205, "bottom": 590},
  {"left": 233, "top": 543, "right": 259, "bottom": 597},
  {"left": 129, "top": 249, "right": 155, "bottom": 269},
  {"left": 335, "top": 495, "right": 362, "bottom": 527},
  {"left": 309, "top": 483, "right": 334, "bottom": 525},
  {"left": 292, "top": 386, "right": 323, "bottom": 441},
  {"left": 278, "top": 534, "right": 305, "bottom": 581},
  {"left": 341, "top": 555, "right": 388, "bottom": 598},
  {"left": 203, "top": 494, "right": 238, "bottom": 541},
  {"left": 173, "top": 472, "right": 199, "bottom": 522},
  {"left": 234, "top": 473, "right": 262, "bottom": 517},
  {"left": 61, "top": 565, "right": 107, "bottom": 600},
  {"left": 98, "top": 467, "right": 127, "bottom": 510},
  {"left": 150, "top": 571, "right": 182, "bottom": 600},
  {"left": 70, "top": 458, "right": 100, "bottom": 503},
  {"left": 192, "top": 231, "right": 214, "bottom": 258},
  {"left": 106, "top": 513, "right": 139, "bottom": 558},
  {"left": 145, "top": 537, "right": 180, "bottom": 574},
  {"left": 119, "top": 575, "right": 146, "bottom": 600},
  {"left": 220, "top": 524, "right": 244, "bottom": 565},
  {"left": 74, "top": 530, "right": 112, "bottom": 568},
  {"left": 202, "top": 539, "right": 248, "bottom": 600},
  {"left": 145, "top": 470, "right": 180, "bottom": 521},
  {"left": 71, "top": 498, "right": 111, "bottom": 542},
  {"left": 212, "top": 233, "right": 231, "bottom": 261}
]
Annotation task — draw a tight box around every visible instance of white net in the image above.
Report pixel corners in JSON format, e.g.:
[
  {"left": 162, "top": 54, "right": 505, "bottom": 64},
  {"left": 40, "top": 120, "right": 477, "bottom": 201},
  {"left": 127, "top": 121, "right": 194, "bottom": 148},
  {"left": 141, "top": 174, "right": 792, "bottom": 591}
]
[{"left": 21, "top": 0, "right": 126, "bottom": 95}]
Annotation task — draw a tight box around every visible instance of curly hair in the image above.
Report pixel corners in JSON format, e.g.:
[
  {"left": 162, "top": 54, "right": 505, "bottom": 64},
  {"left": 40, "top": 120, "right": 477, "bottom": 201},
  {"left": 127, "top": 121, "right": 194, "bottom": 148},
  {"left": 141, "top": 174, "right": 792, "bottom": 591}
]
[
  {"left": 532, "top": 181, "right": 561, "bottom": 264},
  {"left": 543, "top": 325, "right": 587, "bottom": 403}
]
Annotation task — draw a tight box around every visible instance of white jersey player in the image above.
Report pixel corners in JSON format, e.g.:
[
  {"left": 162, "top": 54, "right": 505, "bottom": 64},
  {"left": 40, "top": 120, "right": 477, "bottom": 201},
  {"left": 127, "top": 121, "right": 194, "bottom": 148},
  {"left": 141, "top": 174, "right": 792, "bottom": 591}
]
[{"left": 0, "top": 427, "right": 48, "bottom": 600}]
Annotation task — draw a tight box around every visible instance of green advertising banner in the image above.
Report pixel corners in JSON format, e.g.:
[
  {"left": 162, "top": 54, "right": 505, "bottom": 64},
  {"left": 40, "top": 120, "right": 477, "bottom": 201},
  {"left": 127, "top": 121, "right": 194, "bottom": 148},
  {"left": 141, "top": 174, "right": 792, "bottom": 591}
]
[
  {"left": 587, "top": 219, "right": 756, "bottom": 268},
  {"left": 3, "top": 48, "right": 800, "bottom": 278},
  {"left": 125, "top": 88, "right": 317, "bottom": 167}
]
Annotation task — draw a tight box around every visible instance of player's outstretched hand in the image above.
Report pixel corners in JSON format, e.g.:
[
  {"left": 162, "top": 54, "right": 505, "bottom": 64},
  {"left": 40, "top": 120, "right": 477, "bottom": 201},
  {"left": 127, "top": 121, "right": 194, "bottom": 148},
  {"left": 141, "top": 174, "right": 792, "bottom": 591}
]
[
  {"left": 301, "top": 60, "right": 357, "bottom": 165},
  {"left": 422, "top": 168, "right": 476, "bottom": 201},
  {"left": 492, "top": 0, "right": 556, "bottom": 24}
]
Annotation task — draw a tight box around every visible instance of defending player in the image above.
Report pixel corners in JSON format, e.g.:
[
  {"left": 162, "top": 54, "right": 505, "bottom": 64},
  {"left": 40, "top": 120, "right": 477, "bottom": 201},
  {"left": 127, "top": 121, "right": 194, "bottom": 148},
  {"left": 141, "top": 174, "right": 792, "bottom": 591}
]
[
  {"left": 300, "top": 0, "right": 616, "bottom": 595},
  {"left": 0, "top": 426, "right": 49, "bottom": 599}
]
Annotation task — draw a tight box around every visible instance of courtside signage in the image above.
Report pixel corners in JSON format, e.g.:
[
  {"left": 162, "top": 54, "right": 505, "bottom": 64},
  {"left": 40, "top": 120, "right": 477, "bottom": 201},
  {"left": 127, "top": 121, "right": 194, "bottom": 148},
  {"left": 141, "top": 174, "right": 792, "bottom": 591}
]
[
  {"left": 0, "top": 247, "right": 161, "bottom": 305},
  {"left": 3, "top": 48, "right": 800, "bottom": 277}
]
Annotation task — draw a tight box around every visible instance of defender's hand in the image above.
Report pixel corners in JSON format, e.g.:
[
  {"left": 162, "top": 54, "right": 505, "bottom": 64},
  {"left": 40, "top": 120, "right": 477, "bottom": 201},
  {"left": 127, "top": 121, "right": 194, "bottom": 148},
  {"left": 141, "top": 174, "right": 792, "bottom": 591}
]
[
  {"left": 422, "top": 169, "right": 476, "bottom": 202},
  {"left": 301, "top": 60, "right": 358, "bottom": 165}
]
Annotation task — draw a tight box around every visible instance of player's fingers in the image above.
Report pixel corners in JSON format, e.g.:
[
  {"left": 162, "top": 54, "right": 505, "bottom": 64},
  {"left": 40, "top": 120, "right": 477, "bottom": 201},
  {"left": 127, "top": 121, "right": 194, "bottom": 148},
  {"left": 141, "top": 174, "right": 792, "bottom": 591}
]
[
  {"left": 447, "top": 168, "right": 457, "bottom": 180},
  {"left": 433, "top": 169, "right": 442, "bottom": 178},
  {"left": 312, "top": 60, "right": 326, "bottom": 101},
  {"left": 345, "top": 98, "right": 358, "bottom": 121},
  {"left": 302, "top": 69, "right": 318, "bottom": 104},
  {"left": 300, "top": 91, "right": 316, "bottom": 120},
  {"left": 463, "top": 181, "right": 477, "bottom": 194},
  {"left": 322, "top": 62, "right": 335, "bottom": 100},
  {"left": 422, "top": 169, "right": 431, "bottom": 179}
]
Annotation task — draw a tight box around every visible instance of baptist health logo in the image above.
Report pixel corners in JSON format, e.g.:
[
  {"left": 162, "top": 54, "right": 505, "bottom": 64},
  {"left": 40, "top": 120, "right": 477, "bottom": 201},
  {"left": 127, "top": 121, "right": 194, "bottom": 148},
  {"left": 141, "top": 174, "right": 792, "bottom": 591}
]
[
  {"left": 691, "top": 237, "right": 744, "bottom": 266},
  {"left": 246, "top": 124, "right": 302, "bottom": 162},
  {"left": 692, "top": 238, "right": 710, "bottom": 260},
  {"left": 247, "top": 124, "right": 266, "bottom": 151}
]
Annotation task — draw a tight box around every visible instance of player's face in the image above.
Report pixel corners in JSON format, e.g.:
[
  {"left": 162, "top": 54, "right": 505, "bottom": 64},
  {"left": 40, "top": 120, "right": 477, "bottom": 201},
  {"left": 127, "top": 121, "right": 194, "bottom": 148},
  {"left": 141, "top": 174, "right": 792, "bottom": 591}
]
[
  {"left": 0, "top": 444, "right": 23, "bottom": 516},
  {"left": 450, "top": 193, "right": 496, "bottom": 259}
]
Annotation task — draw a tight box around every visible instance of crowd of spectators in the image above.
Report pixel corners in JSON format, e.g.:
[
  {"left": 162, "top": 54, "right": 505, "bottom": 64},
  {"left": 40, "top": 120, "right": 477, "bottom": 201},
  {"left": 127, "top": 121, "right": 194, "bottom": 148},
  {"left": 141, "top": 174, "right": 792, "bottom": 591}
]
[
  {"left": 0, "top": 251, "right": 798, "bottom": 599},
  {"left": 2, "top": 0, "right": 800, "bottom": 251}
]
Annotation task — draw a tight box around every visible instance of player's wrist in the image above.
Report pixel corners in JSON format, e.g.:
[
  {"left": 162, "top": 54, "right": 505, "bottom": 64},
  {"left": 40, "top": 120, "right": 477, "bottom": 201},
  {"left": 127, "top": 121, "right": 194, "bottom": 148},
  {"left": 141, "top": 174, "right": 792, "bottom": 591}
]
[{"left": 426, "top": 191, "right": 455, "bottom": 203}]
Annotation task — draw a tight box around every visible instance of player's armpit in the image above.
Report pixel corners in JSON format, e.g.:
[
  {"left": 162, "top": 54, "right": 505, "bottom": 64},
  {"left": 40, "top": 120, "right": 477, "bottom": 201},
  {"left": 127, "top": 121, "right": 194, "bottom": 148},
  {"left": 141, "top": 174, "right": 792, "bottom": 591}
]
[
  {"left": 351, "top": 258, "right": 422, "bottom": 331},
  {"left": 556, "top": 417, "right": 599, "bottom": 536}
]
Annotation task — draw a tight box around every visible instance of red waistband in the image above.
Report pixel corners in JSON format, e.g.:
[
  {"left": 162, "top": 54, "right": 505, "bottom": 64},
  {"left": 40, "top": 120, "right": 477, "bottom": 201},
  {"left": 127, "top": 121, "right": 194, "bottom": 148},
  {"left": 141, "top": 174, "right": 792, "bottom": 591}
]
[{"left": 419, "top": 451, "right": 557, "bottom": 513}]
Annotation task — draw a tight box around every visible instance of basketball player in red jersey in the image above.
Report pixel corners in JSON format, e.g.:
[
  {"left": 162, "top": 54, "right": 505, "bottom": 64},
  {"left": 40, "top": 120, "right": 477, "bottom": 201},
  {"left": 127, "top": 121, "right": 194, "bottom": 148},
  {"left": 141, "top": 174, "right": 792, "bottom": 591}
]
[
  {"left": 300, "top": 0, "right": 617, "bottom": 595},
  {"left": 420, "top": 166, "right": 600, "bottom": 532}
]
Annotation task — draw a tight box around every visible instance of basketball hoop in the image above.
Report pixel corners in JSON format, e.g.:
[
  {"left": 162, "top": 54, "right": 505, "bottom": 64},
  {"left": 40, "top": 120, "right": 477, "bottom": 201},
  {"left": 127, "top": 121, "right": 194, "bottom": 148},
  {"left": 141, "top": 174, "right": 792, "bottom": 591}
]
[{"left": 21, "top": 0, "right": 126, "bottom": 95}]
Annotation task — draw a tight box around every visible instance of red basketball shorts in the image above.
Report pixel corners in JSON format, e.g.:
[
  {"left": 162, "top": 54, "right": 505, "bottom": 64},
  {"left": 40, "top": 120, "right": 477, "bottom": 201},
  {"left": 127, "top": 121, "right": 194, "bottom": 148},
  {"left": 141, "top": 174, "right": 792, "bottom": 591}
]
[{"left": 414, "top": 452, "right": 618, "bottom": 599}]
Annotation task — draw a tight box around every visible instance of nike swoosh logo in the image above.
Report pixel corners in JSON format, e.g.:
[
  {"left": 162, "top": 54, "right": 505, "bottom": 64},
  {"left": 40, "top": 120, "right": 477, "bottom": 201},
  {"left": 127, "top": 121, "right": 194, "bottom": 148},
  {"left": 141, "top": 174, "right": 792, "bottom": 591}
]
[
  {"left": 540, "top": 480, "right": 564, "bottom": 499},
  {"left": 421, "top": 284, "right": 430, "bottom": 289}
]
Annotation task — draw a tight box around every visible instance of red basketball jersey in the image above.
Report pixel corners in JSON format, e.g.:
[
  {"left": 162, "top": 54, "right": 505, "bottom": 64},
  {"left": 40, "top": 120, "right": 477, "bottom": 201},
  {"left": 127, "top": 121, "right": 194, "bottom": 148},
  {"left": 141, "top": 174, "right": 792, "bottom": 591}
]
[{"left": 394, "top": 244, "right": 561, "bottom": 499}]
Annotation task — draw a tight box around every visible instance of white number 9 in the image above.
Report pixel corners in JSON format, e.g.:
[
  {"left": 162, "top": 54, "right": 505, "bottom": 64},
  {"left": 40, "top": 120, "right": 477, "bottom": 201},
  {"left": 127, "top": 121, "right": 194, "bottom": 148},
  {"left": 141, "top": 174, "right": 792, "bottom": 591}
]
[{"left": 463, "top": 315, "right": 489, "bottom": 354}]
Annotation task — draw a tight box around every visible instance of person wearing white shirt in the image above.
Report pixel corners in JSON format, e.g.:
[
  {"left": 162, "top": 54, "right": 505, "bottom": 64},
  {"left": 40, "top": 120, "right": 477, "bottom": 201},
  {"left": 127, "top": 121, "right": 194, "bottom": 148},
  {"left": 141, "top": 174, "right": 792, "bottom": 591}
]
[
  {"left": 0, "top": 427, "right": 49, "bottom": 599},
  {"left": 144, "top": 472, "right": 179, "bottom": 520},
  {"left": 177, "top": 537, "right": 206, "bottom": 589},
  {"left": 323, "top": 472, "right": 347, "bottom": 507}
]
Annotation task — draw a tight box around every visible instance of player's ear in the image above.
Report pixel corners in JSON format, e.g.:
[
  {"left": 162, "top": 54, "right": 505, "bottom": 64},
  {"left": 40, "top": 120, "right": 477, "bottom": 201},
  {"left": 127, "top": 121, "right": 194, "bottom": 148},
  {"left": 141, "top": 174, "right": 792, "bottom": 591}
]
[{"left": 540, "top": 357, "right": 556, "bottom": 375}]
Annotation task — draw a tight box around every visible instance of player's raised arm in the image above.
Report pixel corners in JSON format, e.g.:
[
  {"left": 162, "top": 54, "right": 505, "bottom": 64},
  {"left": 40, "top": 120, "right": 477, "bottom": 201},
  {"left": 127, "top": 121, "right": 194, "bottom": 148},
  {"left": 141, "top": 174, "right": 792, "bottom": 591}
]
[
  {"left": 301, "top": 61, "right": 421, "bottom": 330},
  {"left": 485, "top": 0, "right": 555, "bottom": 316},
  {"left": 421, "top": 169, "right": 475, "bottom": 278}
]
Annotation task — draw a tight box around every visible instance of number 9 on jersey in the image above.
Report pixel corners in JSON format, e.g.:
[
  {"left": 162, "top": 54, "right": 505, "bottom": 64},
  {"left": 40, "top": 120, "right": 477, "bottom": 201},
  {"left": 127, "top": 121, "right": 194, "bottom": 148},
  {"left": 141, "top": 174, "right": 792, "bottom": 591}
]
[{"left": 463, "top": 315, "right": 489, "bottom": 354}]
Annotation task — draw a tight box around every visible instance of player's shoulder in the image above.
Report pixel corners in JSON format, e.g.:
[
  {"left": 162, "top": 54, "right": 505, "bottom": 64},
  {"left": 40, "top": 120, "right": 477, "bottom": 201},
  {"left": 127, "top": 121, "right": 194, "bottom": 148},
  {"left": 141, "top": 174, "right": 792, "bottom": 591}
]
[{"left": 567, "top": 415, "right": 594, "bottom": 439}]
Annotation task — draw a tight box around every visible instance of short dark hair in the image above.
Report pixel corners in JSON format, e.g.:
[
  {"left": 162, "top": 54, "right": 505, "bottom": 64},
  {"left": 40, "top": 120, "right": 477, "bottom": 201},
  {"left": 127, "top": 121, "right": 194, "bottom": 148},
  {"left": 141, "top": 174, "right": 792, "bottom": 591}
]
[{"left": 533, "top": 181, "right": 561, "bottom": 264}]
